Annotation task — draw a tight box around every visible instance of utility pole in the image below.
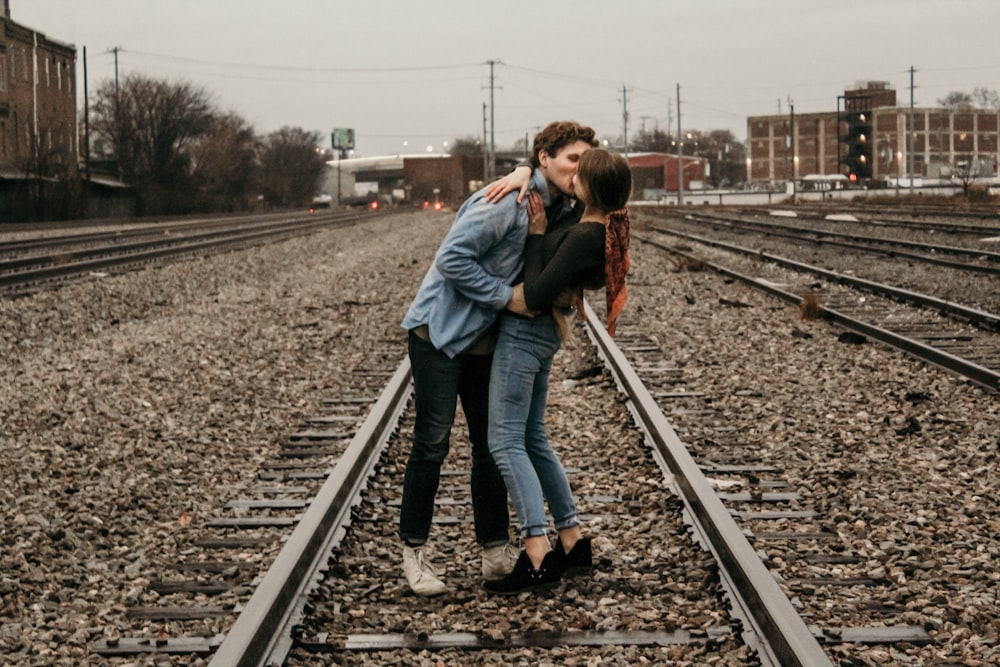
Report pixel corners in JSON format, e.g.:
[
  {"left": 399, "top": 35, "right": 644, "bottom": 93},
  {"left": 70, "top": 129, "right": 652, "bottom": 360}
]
[
  {"left": 111, "top": 46, "right": 122, "bottom": 179},
  {"left": 790, "top": 99, "right": 796, "bottom": 200},
  {"left": 83, "top": 46, "right": 90, "bottom": 183},
  {"left": 31, "top": 31, "right": 38, "bottom": 149},
  {"left": 909, "top": 65, "right": 915, "bottom": 195},
  {"left": 621, "top": 84, "right": 629, "bottom": 153},
  {"left": 677, "top": 83, "right": 683, "bottom": 206},
  {"left": 112, "top": 46, "right": 120, "bottom": 95},
  {"left": 487, "top": 59, "right": 497, "bottom": 179},
  {"left": 482, "top": 102, "right": 488, "bottom": 182}
]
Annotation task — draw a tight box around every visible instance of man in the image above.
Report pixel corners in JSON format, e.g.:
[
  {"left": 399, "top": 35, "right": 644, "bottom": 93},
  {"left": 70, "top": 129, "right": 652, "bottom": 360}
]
[{"left": 399, "top": 120, "right": 598, "bottom": 596}]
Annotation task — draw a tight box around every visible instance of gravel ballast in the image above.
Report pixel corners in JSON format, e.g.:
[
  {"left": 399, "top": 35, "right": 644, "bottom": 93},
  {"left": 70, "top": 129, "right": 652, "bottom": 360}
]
[{"left": 2, "top": 208, "right": 997, "bottom": 666}]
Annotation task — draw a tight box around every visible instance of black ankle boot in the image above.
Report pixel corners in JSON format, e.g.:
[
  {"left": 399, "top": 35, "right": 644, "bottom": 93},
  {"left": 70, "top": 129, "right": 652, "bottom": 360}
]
[
  {"left": 554, "top": 536, "right": 593, "bottom": 577},
  {"left": 483, "top": 550, "right": 561, "bottom": 595}
]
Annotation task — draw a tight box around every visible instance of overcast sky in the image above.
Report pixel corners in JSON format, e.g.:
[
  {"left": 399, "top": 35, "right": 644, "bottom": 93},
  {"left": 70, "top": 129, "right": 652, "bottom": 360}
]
[{"left": 13, "top": 0, "right": 1000, "bottom": 157}]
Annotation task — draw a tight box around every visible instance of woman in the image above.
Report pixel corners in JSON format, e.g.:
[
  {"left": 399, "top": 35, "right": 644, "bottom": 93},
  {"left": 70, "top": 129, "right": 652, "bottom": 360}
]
[{"left": 485, "top": 148, "right": 632, "bottom": 594}]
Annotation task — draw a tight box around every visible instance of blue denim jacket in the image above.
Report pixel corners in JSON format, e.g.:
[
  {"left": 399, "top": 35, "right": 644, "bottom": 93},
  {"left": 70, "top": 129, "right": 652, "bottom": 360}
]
[{"left": 402, "top": 169, "right": 552, "bottom": 358}]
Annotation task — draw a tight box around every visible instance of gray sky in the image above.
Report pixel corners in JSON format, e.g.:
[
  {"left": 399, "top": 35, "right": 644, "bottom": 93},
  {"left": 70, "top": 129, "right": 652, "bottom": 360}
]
[{"left": 14, "top": 0, "right": 1000, "bottom": 157}]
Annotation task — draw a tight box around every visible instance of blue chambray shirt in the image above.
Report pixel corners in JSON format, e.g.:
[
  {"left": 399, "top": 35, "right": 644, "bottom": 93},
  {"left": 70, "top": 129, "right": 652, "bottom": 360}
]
[{"left": 402, "top": 169, "right": 552, "bottom": 358}]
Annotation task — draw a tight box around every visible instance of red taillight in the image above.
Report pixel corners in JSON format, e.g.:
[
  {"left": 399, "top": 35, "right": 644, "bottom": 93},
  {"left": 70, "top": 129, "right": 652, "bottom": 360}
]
[
  {"left": 434, "top": 201, "right": 442, "bottom": 210},
  {"left": 423, "top": 201, "right": 429, "bottom": 209},
  {"left": 370, "top": 201, "right": 378, "bottom": 210}
]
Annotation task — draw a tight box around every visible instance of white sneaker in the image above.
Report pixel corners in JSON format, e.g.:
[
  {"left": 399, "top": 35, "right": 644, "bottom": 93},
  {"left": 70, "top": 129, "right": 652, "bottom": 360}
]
[
  {"left": 482, "top": 542, "right": 520, "bottom": 580},
  {"left": 402, "top": 545, "right": 447, "bottom": 596}
]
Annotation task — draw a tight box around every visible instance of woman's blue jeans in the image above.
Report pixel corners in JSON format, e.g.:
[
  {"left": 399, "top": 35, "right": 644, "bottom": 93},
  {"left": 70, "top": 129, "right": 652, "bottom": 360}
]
[
  {"left": 398, "top": 331, "right": 511, "bottom": 548},
  {"left": 488, "top": 314, "right": 580, "bottom": 539}
]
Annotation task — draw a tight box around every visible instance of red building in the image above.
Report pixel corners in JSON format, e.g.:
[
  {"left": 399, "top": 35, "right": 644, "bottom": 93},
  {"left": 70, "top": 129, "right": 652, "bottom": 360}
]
[{"left": 628, "top": 152, "right": 708, "bottom": 198}]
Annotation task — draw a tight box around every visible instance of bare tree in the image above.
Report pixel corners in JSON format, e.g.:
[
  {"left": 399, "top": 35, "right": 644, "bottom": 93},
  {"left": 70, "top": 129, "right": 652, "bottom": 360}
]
[
  {"left": 972, "top": 87, "right": 1000, "bottom": 110},
  {"left": 256, "top": 127, "right": 325, "bottom": 208},
  {"left": 190, "top": 112, "right": 258, "bottom": 212},
  {"left": 450, "top": 136, "right": 483, "bottom": 157},
  {"left": 699, "top": 129, "right": 745, "bottom": 187},
  {"left": 91, "top": 74, "right": 215, "bottom": 215},
  {"left": 938, "top": 91, "right": 975, "bottom": 108},
  {"left": 631, "top": 128, "right": 676, "bottom": 154}
]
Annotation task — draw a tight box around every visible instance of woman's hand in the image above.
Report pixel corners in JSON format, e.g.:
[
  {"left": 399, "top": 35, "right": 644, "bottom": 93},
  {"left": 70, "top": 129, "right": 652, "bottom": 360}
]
[
  {"left": 526, "top": 190, "right": 547, "bottom": 235},
  {"left": 484, "top": 166, "right": 532, "bottom": 203},
  {"left": 505, "top": 283, "right": 537, "bottom": 318}
]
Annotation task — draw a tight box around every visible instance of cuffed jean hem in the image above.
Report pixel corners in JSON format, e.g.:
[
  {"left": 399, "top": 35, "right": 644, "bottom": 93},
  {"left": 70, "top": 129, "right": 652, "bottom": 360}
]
[
  {"left": 554, "top": 515, "right": 581, "bottom": 532},
  {"left": 521, "top": 525, "right": 550, "bottom": 539}
]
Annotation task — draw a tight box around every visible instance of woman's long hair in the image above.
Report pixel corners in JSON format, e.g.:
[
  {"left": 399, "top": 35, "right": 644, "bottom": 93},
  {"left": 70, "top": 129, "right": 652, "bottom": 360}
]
[{"left": 556, "top": 149, "right": 632, "bottom": 339}]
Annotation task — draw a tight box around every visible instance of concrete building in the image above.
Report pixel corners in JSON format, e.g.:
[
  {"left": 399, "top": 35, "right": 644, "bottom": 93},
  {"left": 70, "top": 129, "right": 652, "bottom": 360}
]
[
  {"left": 747, "top": 81, "right": 1000, "bottom": 186},
  {"left": 1, "top": 0, "right": 78, "bottom": 219}
]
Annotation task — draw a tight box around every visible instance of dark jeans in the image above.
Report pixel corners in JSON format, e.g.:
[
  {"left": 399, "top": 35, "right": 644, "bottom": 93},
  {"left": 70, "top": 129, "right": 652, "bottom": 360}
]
[{"left": 398, "top": 330, "right": 510, "bottom": 547}]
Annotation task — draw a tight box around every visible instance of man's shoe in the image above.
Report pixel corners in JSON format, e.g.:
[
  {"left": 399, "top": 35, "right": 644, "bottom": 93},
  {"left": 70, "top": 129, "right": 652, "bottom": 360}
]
[
  {"left": 481, "top": 543, "right": 519, "bottom": 580},
  {"left": 483, "top": 550, "right": 561, "bottom": 595},
  {"left": 554, "top": 536, "right": 593, "bottom": 577},
  {"left": 402, "top": 545, "right": 447, "bottom": 596}
]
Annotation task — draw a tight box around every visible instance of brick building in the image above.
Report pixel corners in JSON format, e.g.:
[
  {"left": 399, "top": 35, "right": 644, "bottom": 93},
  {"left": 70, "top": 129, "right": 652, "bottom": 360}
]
[
  {"left": 628, "top": 152, "right": 708, "bottom": 197},
  {"left": 1, "top": 0, "right": 78, "bottom": 219},
  {"left": 747, "top": 81, "right": 1000, "bottom": 185},
  {"left": 747, "top": 111, "right": 840, "bottom": 183}
]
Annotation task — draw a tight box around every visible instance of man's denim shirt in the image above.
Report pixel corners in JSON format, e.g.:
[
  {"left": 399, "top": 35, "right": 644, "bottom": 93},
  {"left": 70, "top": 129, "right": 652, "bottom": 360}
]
[{"left": 402, "top": 169, "right": 552, "bottom": 358}]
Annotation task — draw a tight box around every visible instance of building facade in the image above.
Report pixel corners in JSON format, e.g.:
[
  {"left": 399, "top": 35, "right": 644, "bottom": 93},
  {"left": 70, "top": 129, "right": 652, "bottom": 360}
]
[
  {"left": 747, "top": 81, "right": 1000, "bottom": 186},
  {"left": 628, "top": 152, "right": 707, "bottom": 198},
  {"left": 1, "top": 0, "right": 77, "bottom": 176},
  {"left": 1, "top": 0, "right": 78, "bottom": 219},
  {"left": 747, "top": 111, "right": 840, "bottom": 183}
]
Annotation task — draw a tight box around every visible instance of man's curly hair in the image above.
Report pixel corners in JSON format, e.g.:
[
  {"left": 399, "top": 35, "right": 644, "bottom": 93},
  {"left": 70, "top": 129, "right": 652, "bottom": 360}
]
[{"left": 530, "top": 121, "right": 598, "bottom": 168}]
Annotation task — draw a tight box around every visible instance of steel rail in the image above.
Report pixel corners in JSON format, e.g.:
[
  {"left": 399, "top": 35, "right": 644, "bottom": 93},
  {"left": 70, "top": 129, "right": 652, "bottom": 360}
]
[
  {"left": 0, "top": 211, "right": 306, "bottom": 253},
  {"left": 652, "top": 225, "right": 1000, "bottom": 331},
  {"left": 209, "top": 358, "right": 412, "bottom": 667},
  {"left": 581, "top": 300, "right": 833, "bottom": 667},
  {"left": 0, "top": 212, "right": 345, "bottom": 274},
  {"left": 637, "top": 234, "right": 1000, "bottom": 393},
  {"left": 0, "top": 215, "right": 355, "bottom": 294},
  {"left": 681, "top": 211, "right": 1000, "bottom": 269}
]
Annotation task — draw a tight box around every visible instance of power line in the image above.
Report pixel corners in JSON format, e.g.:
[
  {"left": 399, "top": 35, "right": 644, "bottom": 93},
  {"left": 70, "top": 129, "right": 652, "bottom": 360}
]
[{"left": 122, "top": 48, "right": 482, "bottom": 74}]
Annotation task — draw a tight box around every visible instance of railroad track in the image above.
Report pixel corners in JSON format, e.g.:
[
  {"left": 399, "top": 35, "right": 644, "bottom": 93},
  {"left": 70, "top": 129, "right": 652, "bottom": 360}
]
[
  {"left": 672, "top": 209, "right": 1000, "bottom": 272},
  {"left": 773, "top": 200, "right": 1000, "bottom": 224},
  {"left": 10, "top": 205, "right": 983, "bottom": 664},
  {"left": 89, "top": 341, "right": 406, "bottom": 662},
  {"left": 640, "top": 215, "right": 1000, "bottom": 392},
  {"left": 90, "top": 297, "right": 952, "bottom": 665},
  {"left": 0, "top": 209, "right": 382, "bottom": 297}
]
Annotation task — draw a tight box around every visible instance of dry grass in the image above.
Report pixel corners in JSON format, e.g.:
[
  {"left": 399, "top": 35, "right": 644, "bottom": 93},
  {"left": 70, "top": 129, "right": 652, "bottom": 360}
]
[{"left": 799, "top": 291, "right": 823, "bottom": 320}]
